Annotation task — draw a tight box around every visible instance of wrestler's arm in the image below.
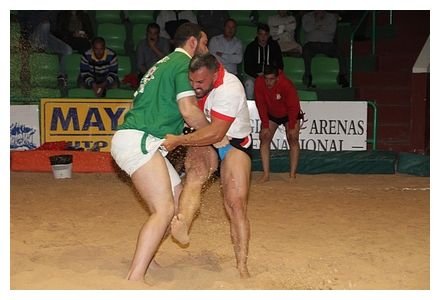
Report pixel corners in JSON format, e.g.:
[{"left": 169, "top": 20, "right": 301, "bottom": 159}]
[
  {"left": 178, "top": 95, "right": 209, "bottom": 130},
  {"left": 163, "top": 116, "right": 232, "bottom": 151}
]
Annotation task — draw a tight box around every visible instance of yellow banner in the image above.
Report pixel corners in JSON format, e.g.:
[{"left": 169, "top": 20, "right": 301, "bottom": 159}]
[{"left": 40, "top": 98, "right": 133, "bottom": 152}]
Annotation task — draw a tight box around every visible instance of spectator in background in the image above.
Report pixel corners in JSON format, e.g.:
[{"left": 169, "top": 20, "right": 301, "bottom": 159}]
[
  {"left": 55, "top": 10, "right": 94, "bottom": 54},
  {"left": 301, "top": 10, "right": 349, "bottom": 88},
  {"left": 197, "top": 10, "right": 229, "bottom": 40},
  {"left": 254, "top": 65, "right": 303, "bottom": 183},
  {"left": 208, "top": 18, "right": 242, "bottom": 76},
  {"left": 79, "top": 37, "right": 119, "bottom": 97},
  {"left": 17, "top": 10, "right": 72, "bottom": 92},
  {"left": 243, "top": 23, "right": 283, "bottom": 99},
  {"left": 156, "top": 10, "right": 197, "bottom": 41},
  {"left": 136, "top": 23, "right": 170, "bottom": 80},
  {"left": 268, "top": 10, "right": 302, "bottom": 56}
]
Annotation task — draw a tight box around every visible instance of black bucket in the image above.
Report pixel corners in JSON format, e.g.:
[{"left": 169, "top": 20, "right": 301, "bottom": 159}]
[{"left": 49, "top": 155, "right": 73, "bottom": 165}]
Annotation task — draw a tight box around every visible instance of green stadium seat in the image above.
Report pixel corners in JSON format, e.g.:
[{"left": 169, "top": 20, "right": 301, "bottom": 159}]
[
  {"left": 297, "top": 89, "right": 318, "bottom": 101},
  {"left": 283, "top": 57, "right": 305, "bottom": 88},
  {"left": 95, "top": 10, "right": 121, "bottom": 24},
  {"left": 67, "top": 88, "right": 96, "bottom": 98},
  {"left": 65, "top": 53, "right": 82, "bottom": 88},
  {"left": 127, "top": 10, "right": 155, "bottom": 24},
  {"left": 97, "top": 23, "right": 126, "bottom": 54},
  {"left": 118, "top": 55, "right": 132, "bottom": 83},
  {"left": 106, "top": 88, "right": 135, "bottom": 99},
  {"left": 132, "top": 24, "right": 147, "bottom": 48},
  {"left": 11, "top": 53, "right": 21, "bottom": 87},
  {"left": 236, "top": 25, "right": 256, "bottom": 47},
  {"left": 229, "top": 11, "right": 254, "bottom": 26},
  {"left": 257, "top": 10, "right": 277, "bottom": 24},
  {"left": 311, "top": 56, "right": 340, "bottom": 88},
  {"left": 29, "top": 53, "right": 59, "bottom": 88},
  {"left": 11, "top": 22, "right": 21, "bottom": 51}
]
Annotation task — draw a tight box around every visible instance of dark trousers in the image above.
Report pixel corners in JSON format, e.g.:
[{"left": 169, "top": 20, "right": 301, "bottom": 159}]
[{"left": 302, "top": 42, "right": 347, "bottom": 81}]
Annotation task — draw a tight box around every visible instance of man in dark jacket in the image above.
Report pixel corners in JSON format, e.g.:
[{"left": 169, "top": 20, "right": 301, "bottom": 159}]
[{"left": 243, "top": 23, "right": 283, "bottom": 99}]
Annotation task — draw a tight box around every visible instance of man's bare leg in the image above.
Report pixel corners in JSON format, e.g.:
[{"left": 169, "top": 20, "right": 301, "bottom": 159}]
[
  {"left": 286, "top": 120, "right": 301, "bottom": 180},
  {"left": 257, "top": 121, "right": 279, "bottom": 183},
  {"left": 171, "top": 146, "right": 218, "bottom": 244},
  {"left": 126, "top": 152, "right": 175, "bottom": 281},
  {"left": 221, "top": 148, "right": 251, "bottom": 278}
]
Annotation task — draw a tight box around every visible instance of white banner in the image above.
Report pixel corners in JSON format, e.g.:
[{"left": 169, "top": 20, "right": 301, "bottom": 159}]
[
  {"left": 10, "top": 105, "right": 41, "bottom": 151},
  {"left": 248, "top": 101, "right": 368, "bottom": 151}
]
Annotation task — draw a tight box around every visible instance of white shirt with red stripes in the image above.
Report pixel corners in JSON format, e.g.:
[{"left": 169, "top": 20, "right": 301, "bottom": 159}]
[{"left": 201, "top": 71, "right": 252, "bottom": 139}]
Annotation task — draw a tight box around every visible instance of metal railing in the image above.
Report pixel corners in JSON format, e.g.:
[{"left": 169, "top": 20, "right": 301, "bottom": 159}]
[{"left": 349, "top": 11, "right": 377, "bottom": 88}]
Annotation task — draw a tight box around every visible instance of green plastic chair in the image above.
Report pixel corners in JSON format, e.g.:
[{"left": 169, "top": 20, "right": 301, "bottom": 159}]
[
  {"left": 118, "top": 55, "right": 132, "bottom": 78},
  {"left": 67, "top": 88, "right": 96, "bottom": 98},
  {"left": 236, "top": 25, "right": 256, "bottom": 48},
  {"left": 65, "top": 53, "right": 82, "bottom": 88},
  {"left": 97, "top": 23, "right": 126, "bottom": 54},
  {"left": 29, "top": 53, "right": 59, "bottom": 88},
  {"left": 311, "top": 56, "right": 340, "bottom": 88},
  {"left": 297, "top": 89, "right": 318, "bottom": 101},
  {"left": 11, "top": 22, "right": 21, "bottom": 51},
  {"left": 106, "top": 88, "right": 135, "bottom": 99},
  {"left": 229, "top": 11, "right": 253, "bottom": 26},
  {"left": 10, "top": 52, "right": 21, "bottom": 87},
  {"left": 132, "top": 24, "right": 147, "bottom": 48},
  {"left": 127, "top": 10, "right": 155, "bottom": 24},
  {"left": 283, "top": 57, "right": 305, "bottom": 88},
  {"left": 95, "top": 10, "right": 121, "bottom": 24},
  {"left": 257, "top": 10, "right": 277, "bottom": 24}
]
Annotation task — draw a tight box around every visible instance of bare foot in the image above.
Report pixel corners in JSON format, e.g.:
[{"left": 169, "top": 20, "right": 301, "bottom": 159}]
[
  {"left": 256, "top": 174, "right": 269, "bottom": 184},
  {"left": 289, "top": 172, "right": 297, "bottom": 179},
  {"left": 238, "top": 264, "right": 250, "bottom": 279},
  {"left": 171, "top": 214, "right": 189, "bottom": 245}
]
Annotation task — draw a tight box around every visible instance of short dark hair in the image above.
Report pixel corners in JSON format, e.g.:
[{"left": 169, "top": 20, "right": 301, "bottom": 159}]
[
  {"left": 92, "top": 36, "right": 106, "bottom": 46},
  {"left": 263, "top": 65, "right": 279, "bottom": 76},
  {"left": 224, "top": 18, "right": 237, "bottom": 27},
  {"left": 174, "top": 22, "right": 203, "bottom": 48},
  {"left": 189, "top": 53, "right": 219, "bottom": 73},
  {"left": 146, "top": 22, "right": 160, "bottom": 32},
  {"left": 257, "top": 23, "right": 270, "bottom": 33}
]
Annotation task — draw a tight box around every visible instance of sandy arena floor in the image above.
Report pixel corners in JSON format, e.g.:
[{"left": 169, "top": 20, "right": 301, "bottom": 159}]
[{"left": 10, "top": 171, "right": 429, "bottom": 290}]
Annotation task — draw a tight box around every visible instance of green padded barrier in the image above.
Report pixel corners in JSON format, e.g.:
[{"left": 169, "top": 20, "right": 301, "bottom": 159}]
[
  {"left": 283, "top": 56, "right": 305, "bottom": 88},
  {"left": 97, "top": 23, "right": 126, "bottom": 54},
  {"left": 67, "top": 88, "right": 96, "bottom": 98},
  {"left": 252, "top": 149, "right": 398, "bottom": 174},
  {"left": 106, "top": 88, "right": 135, "bottom": 99},
  {"left": 29, "top": 87, "right": 61, "bottom": 98},
  {"left": 236, "top": 25, "right": 256, "bottom": 47},
  {"left": 29, "top": 53, "right": 59, "bottom": 88},
  {"left": 95, "top": 10, "right": 121, "bottom": 24},
  {"left": 127, "top": 10, "right": 155, "bottom": 24},
  {"left": 396, "top": 152, "right": 430, "bottom": 177},
  {"left": 65, "top": 53, "right": 82, "bottom": 88}
]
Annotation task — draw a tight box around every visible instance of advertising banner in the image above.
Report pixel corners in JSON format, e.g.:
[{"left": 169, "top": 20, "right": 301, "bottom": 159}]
[
  {"left": 40, "top": 98, "right": 133, "bottom": 152},
  {"left": 248, "top": 101, "right": 368, "bottom": 151},
  {"left": 10, "top": 105, "right": 40, "bottom": 150}
]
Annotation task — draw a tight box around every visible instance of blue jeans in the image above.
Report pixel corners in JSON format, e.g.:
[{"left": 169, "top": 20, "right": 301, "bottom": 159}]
[{"left": 30, "top": 22, "right": 73, "bottom": 75}]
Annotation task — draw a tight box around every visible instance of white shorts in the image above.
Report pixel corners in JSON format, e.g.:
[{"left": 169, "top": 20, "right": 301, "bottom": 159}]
[{"left": 111, "top": 129, "right": 181, "bottom": 189}]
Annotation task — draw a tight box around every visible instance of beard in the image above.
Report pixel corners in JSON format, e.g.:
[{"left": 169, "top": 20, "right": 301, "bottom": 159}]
[{"left": 194, "top": 82, "right": 214, "bottom": 99}]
